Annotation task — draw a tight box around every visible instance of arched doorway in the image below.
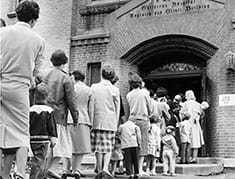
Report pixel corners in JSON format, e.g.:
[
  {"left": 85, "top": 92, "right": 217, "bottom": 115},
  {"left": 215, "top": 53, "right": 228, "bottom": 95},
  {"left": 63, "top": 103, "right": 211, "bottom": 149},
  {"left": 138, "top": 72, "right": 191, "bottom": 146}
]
[{"left": 121, "top": 34, "right": 218, "bottom": 155}]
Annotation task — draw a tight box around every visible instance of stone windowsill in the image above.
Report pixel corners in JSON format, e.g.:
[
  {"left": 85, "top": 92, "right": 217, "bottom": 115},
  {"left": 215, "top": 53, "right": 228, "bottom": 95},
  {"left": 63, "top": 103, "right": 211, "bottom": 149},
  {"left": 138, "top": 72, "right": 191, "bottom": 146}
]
[{"left": 7, "top": 11, "right": 16, "bottom": 18}]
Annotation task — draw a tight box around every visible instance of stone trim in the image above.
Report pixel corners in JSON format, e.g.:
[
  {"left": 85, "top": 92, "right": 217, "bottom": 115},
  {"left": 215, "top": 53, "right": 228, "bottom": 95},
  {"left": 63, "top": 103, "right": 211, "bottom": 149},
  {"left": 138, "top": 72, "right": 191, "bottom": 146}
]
[
  {"left": 7, "top": 11, "right": 16, "bottom": 18},
  {"left": 79, "top": 0, "right": 129, "bottom": 15},
  {"left": 71, "top": 33, "right": 110, "bottom": 46}
]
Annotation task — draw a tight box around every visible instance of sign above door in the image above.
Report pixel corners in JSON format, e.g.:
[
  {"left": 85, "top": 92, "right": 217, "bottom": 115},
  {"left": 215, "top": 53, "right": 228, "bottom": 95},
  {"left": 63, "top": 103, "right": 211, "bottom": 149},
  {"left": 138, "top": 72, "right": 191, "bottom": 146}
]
[{"left": 127, "top": 0, "right": 225, "bottom": 19}]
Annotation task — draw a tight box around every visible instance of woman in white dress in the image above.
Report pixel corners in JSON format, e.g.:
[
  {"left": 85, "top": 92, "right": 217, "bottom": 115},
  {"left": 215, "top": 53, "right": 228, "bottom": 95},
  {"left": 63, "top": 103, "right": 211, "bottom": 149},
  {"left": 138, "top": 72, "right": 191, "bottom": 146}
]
[{"left": 180, "top": 90, "right": 204, "bottom": 163}]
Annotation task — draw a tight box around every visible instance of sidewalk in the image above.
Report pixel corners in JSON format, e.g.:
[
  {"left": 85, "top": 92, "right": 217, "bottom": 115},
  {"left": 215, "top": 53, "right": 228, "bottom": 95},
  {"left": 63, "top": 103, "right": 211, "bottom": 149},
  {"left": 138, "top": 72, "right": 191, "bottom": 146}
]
[{"left": 66, "top": 169, "right": 235, "bottom": 179}]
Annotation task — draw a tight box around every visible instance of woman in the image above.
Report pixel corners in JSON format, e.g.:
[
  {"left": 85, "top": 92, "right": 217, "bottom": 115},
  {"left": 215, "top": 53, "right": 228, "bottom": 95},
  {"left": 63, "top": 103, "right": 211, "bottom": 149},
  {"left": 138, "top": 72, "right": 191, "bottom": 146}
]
[
  {"left": 0, "top": 1, "right": 45, "bottom": 178},
  {"left": 126, "top": 73, "right": 153, "bottom": 175},
  {"left": 68, "top": 70, "right": 93, "bottom": 179},
  {"left": 89, "top": 64, "right": 120, "bottom": 179},
  {"left": 180, "top": 90, "right": 204, "bottom": 163},
  {"left": 43, "top": 50, "right": 78, "bottom": 178}
]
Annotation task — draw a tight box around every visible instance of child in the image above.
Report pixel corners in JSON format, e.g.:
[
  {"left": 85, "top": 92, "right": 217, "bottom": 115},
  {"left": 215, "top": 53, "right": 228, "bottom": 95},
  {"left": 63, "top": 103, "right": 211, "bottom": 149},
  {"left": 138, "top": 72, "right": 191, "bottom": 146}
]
[
  {"left": 162, "top": 126, "right": 178, "bottom": 176},
  {"left": 110, "top": 137, "right": 124, "bottom": 177},
  {"left": 29, "top": 83, "right": 57, "bottom": 179},
  {"left": 178, "top": 113, "right": 192, "bottom": 164},
  {"left": 146, "top": 114, "right": 161, "bottom": 176},
  {"left": 117, "top": 117, "right": 141, "bottom": 179}
]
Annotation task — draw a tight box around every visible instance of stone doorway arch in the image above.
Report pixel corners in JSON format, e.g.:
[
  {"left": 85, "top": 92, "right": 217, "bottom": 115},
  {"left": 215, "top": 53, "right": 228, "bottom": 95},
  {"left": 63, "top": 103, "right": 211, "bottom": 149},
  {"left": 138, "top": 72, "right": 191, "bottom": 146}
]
[{"left": 121, "top": 34, "right": 218, "bottom": 156}]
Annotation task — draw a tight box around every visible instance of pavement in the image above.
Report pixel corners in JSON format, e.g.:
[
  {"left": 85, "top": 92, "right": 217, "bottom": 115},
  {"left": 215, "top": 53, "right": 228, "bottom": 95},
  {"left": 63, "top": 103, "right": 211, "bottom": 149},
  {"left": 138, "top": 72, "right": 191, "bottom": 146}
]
[{"left": 65, "top": 169, "right": 235, "bottom": 179}]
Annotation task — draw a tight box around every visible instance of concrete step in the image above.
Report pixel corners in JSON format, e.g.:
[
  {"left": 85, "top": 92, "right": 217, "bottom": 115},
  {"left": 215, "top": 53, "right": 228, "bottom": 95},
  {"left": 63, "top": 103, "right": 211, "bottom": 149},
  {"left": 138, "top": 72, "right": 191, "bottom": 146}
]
[
  {"left": 155, "top": 163, "right": 224, "bottom": 175},
  {"left": 81, "top": 156, "right": 224, "bottom": 175}
]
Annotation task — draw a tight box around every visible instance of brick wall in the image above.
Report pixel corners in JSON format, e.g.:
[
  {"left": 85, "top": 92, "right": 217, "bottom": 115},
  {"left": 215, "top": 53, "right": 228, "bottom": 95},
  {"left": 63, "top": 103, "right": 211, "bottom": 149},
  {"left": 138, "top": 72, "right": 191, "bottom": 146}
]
[
  {"left": 1, "top": 0, "right": 74, "bottom": 71},
  {"left": 70, "top": 2, "right": 235, "bottom": 158}
]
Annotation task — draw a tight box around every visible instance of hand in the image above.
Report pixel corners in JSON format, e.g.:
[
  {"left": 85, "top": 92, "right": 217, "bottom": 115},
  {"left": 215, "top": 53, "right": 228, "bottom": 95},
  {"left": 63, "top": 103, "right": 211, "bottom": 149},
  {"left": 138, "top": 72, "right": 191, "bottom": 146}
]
[{"left": 50, "top": 137, "right": 57, "bottom": 148}]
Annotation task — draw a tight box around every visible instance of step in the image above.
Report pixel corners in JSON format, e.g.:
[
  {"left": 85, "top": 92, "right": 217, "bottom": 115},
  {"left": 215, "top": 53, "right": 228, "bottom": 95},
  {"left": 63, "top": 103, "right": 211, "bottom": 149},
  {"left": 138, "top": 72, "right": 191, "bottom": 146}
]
[{"left": 155, "top": 163, "right": 224, "bottom": 175}]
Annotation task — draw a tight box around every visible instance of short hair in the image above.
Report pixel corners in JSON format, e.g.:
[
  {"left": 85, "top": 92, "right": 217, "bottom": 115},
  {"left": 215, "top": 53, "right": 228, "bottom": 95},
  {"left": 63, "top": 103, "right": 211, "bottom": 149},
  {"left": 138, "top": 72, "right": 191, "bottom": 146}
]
[
  {"left": 149, "top": 114, "right": 161, "bottom": 124},
  {"left": 16, "top": 0, "right": 40, "bottom": 23},
  {"left": 102, "top": 64, "right": 115, "bottom": 81},
  {"left": 50, "top": 50, "right": 68, "bottom": 66},
  {"left": 128, "top": 72, "right": 142, "bottom": 89},
  {"left": 0, "top": 18, "right": 6, "bottom": 27},
  {"left": 34, "top": 83, "right": 49, "bottom": 103},
  {"left": 72, "top": 70, "right": 85, "bottom": 81},
  {"left": 111, "top": 75, "right": 119, "bottom": 85}
]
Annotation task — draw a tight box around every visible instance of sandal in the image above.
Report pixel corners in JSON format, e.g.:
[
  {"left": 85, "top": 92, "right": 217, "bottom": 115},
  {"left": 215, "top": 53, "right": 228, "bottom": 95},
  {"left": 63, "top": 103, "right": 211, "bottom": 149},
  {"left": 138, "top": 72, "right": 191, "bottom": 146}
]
[{"left": 61, "top": 171, "right": 68, "bottom": 179}]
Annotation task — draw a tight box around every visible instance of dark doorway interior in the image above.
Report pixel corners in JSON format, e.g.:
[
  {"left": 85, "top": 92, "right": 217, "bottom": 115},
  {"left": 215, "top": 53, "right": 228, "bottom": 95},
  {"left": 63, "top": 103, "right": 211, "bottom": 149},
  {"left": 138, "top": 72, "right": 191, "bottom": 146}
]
[{"left": 145, "top": 75, "right": 202, "bottom": 101}]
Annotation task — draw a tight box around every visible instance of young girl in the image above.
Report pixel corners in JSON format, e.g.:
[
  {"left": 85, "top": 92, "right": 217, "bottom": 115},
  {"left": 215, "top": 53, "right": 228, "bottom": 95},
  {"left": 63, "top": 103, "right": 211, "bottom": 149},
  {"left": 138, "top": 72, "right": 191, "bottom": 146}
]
[
  {"left": 110, "top": 137, "right": 124, "bottom": 177},
  {"left": 146, "top": 114, "right": 161, "bottom": 176}
]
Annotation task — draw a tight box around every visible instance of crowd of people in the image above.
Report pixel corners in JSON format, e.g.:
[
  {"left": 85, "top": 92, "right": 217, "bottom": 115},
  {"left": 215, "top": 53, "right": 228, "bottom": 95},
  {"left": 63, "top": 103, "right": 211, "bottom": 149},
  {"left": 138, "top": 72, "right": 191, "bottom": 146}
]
[{"left": 0, "top": 1, "right": 209, "bottom": 179}]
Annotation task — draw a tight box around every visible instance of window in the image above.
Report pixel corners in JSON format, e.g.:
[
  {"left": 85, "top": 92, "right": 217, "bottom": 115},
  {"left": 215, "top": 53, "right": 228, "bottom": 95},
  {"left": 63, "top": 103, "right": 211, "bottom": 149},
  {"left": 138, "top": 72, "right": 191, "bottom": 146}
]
[{"left": 88, "top": 62, "right": 101, "bottom": 86}]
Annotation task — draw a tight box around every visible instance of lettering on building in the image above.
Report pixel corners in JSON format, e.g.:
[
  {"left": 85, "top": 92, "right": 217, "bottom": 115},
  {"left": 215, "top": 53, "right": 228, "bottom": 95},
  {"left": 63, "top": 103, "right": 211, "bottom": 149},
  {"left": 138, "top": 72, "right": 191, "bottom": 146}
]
[{"left": 129, "top": 0, "right": 224, "bottom": 19}]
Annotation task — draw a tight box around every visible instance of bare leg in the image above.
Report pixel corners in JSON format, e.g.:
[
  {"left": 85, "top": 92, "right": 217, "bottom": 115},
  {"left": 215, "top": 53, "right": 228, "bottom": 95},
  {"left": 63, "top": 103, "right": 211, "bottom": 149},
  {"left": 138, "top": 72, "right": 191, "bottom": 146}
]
[
  {"left": 3, "top": 153, "right": 15, "bottom": 179},
  {"left": 63, "top": 157, "right": 70, "bottom": 171},
  {"left": 103, "top": 152, "right": 112, "bottom": 173},
  {"left": 150, "top": 158, "right": 157, "bottom": 174},
  {"left": 95, "top": 152, "right": 103, "bottom": 173},
  {"left": 48, "top": 157, "right": 61, "bottom": 174},
  {"left": 0, "top": 149, "right": 3, "bottom": 177},
  {"left": 192, "top": 148, "right": 198, "bottom": 161},
  {"left": 138, "top": 156, "right": 145, "bottom": 173},
  {"left": 16, "top": 147, "right": 28, "bottom": 178},
  {"left": 72, "top": 154, "right": 84, "bottom": 172}
]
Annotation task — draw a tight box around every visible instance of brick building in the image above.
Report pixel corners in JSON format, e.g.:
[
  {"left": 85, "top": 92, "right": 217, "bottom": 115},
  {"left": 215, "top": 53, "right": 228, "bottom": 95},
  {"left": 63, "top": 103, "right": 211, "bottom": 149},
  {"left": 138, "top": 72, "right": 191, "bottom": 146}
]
[{"left": 1, "top": 0, "right": 235, "bottom": 165}]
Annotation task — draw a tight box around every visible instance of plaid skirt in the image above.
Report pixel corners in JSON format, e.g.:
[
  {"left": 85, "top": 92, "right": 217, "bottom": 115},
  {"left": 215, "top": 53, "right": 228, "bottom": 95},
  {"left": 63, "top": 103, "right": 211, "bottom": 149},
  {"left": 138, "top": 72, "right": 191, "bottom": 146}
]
[{"left": 91, "top": 130, "right": 115, "bottom": 153}]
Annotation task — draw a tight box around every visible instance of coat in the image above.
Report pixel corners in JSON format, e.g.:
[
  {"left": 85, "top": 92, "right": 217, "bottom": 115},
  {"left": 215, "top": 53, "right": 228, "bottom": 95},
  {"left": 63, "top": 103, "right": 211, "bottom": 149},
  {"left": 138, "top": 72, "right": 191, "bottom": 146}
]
[
  {"left": 73, "top": 81, "right": 93, "bottom": 126},
  {"left": 180, "top": 100, "right": 204, "bottom": 148},
  {"left": 0, "top": 22, "right": 45, "bottom": 148},
  {"left": 43, "top": 67, "right": 78, "bottom": 126},
  {"left": 89, "top": 79, "right": 120, "bottom": 131}
]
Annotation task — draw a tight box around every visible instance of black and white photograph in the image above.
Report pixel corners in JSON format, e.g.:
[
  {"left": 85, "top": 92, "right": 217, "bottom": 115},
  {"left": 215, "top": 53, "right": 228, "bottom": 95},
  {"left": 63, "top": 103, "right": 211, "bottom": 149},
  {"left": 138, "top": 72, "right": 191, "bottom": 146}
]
[{"left": 0, "top": 0, "right": 235, "bottom": 179}]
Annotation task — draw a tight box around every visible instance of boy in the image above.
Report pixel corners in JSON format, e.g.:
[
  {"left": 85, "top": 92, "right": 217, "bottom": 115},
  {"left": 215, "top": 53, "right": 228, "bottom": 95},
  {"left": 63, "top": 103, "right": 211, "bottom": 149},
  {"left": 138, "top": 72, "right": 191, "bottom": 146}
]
[
  {"left": 29, "top": 83, "right": 57, "bottom": 179},
  {"left": 162, "top": 126, "right": 178, "bottom": 176}
]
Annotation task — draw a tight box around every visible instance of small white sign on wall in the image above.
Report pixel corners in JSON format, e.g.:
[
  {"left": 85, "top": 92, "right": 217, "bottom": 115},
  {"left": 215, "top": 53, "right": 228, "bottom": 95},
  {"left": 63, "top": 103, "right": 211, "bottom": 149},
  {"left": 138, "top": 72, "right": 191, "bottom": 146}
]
[{"left": 219, "top": 94, "right": 235, "bottom": 106}]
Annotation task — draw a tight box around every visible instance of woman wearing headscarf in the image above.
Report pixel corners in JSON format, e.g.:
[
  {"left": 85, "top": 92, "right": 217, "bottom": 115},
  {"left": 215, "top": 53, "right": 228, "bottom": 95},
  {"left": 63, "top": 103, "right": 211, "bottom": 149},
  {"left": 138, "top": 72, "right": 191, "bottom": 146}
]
[{"left": 180, "top": 90, "right": 204, "bottom": 163}]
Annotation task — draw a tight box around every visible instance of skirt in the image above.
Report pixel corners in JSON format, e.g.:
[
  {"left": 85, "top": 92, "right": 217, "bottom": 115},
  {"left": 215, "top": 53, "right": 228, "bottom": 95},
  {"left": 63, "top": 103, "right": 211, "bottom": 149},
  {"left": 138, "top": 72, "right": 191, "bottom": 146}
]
[
  {"left": 52, "top": 124, "right": 72, "bottom": 158},
  {"left": 135, "top": 119, "right": 150, "bottom": 156},
  {"left": 68, "top": 124, "right": 91, "bottom": 154},
  {"left": 147, "top": 143, "right": 159, "bottom": 158},
  {"left": 91, "top": 130, "right": 115, "bottom": 153},
  {"left": 0, "top": 80, "right": 30, "bottom": 149}
]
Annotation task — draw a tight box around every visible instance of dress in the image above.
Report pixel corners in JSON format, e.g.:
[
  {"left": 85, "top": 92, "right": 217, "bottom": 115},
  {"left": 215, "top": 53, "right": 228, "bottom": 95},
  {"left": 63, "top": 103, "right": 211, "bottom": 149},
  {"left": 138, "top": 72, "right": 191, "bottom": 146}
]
[
  {"left": 180, "top": 100, "right": 204, "bottom": 148},
  {"left": 0, "top": 22, "right": 45, "bottom": 149},
  {"left": 68, "top": 81, "right": 93, "bottom": 154}
]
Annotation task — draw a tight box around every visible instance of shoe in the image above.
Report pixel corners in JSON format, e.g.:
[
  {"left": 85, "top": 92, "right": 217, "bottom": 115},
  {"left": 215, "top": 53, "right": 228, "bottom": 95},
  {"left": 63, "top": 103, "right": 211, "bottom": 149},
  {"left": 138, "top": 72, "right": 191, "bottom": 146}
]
[
  {"left": 95, "top": 172, "right": 103, "bottom": 179},
  {"left": 61, "top": 171, "right": 67, "bottom": 179},
  {"left": 190, "top": 159, "right": 197, "bottom": 164},
  {"left": 74, "top": 171, "right": 81, "bottom": 179},
  {"left": 162, "top": 172, "right": 169, "bottom": 176},
  {"left": 150, "top": 171, "right": 157, "bottom": 176},
  {"left": 47, "top": 170, "right": 61, "bottom": 179},
  {"left": 133, "top": 175, "right": 139, "bottom": 179},
  {"left": 139, "top": 171, "right": 149, "bottom": 176},
  {"left": 170, "top": 173, "right": 176, "bottom": 176},
  {"left": 102, "top": 171, "right": 114, "bottom": 179}
]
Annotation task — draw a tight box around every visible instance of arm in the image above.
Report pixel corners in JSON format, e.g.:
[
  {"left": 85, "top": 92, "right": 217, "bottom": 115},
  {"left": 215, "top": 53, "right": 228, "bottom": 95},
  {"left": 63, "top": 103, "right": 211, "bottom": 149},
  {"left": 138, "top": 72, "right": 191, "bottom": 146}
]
[
  {"left": 33, "top": 38, "right": 45, "bottom": 77},
  {"left": 47, "top": 111, "right": 58, "bottom": 147},
  {"left": 171, "top": 137, "right": 179, "bottom": 155},
  {"left": 64, "top": 77, "right": 78, "bottom": 125},
  {"left": 115, "top": 89, "right": 121, "bottom": 122},
  {"left": 88, "top": 89, "right": 95, "bottom": 128}
]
